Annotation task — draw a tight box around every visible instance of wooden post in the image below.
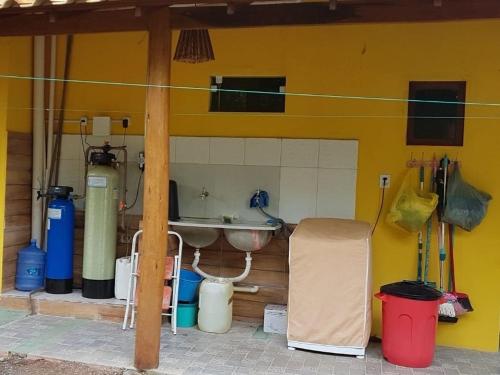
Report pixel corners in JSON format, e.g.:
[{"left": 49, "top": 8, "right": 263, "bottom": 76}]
[{"left": 134, "top": 7, "right": 171, "bottom": 371}]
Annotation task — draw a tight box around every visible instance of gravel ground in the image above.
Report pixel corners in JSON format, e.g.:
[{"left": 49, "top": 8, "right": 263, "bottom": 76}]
[{"left": 0, "top": 352, "right": 140, "bottom": 375}]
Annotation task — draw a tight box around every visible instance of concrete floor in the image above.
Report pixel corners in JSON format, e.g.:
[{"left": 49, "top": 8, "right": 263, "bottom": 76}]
[{"left": 0, "top": 310, "right": 498, "bottom": 375}]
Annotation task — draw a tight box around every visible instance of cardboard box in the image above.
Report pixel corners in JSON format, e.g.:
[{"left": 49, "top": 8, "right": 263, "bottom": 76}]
[{"left": 264, "top": 304, "right": 287, "bottom": 334}]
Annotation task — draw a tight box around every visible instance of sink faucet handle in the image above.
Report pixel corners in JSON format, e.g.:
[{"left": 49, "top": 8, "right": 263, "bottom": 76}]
[{"left": 200, "top": 186, "right": 209, "bottom": 200}]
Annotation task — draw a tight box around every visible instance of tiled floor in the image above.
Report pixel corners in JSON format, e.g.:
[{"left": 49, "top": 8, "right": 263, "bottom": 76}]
[{"left": 0, "top": 310, "right": 498, "bottom": 375}]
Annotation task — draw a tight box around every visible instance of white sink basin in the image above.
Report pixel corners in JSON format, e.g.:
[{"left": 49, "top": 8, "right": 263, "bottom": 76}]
[
  {"left": 170, "top": 218, "right": 220, "bottom": 249},
  {"left": 223, "top": 228, "right": 272, "bottom": 252}
]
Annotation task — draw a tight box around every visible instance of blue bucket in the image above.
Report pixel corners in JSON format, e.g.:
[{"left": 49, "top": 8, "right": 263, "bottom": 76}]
[{"left": 178, "top": 269, "right": 203, "bottom": 302}]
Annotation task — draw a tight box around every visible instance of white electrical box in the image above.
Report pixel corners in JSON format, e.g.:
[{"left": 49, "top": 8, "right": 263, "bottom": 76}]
[
  {"left": 264, "top": 304, "right": 287, "bottom": 334},
  {"left": 92, "top": 116, "right": 111, "bottom": 136}
]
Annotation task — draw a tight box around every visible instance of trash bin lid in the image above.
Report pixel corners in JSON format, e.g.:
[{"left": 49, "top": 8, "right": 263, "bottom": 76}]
[{"left": 380, "top": 281, "right": 442, "bottom": 301}]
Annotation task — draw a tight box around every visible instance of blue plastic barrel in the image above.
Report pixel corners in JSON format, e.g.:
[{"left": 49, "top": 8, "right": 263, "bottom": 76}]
[
  {"left": 46, "top": 196, "right": 75, "bottom": 294},
  {"left": 178, "top": 269, "right": 203, "bottom": 302},
  {"left": 15, "top": 240, "right": 46, "bottom": 291}
]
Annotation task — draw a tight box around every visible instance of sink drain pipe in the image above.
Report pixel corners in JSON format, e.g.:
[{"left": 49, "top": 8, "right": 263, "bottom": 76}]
[{"left": 192, "top": 250, "right": 259, "bottom": 293}]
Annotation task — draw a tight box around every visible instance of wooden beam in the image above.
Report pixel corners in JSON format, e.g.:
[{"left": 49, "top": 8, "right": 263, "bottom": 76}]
[
  {"left": 0, "top": 0, "right": 499, "bottom": 35},
  {"left": 170, "top": 0, "right": 500, "bottom": 28},
  {"left": 134, "top": 6, "right": 170, "bottom": 371},
  {"left": 0, "top": 9, "right": 149, "bottom": 35}
]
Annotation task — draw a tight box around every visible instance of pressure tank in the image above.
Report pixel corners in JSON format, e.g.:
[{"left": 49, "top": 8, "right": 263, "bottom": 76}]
[
  {"left": 46, "top": 186, "right": 75, "bottom": 294},
  {"left": 15, "top": 240, "right": 45, "bottom": 291},
  {"left": 82, "top": 152, "right": 120, "bottom": 299},
  {"left": 198, "top": 279, "right": 233, "bottom": 333}
]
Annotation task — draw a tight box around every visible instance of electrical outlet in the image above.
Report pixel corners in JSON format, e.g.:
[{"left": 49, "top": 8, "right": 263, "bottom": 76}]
[
  {"left": 122, "top": 117, "right": 130, "bottom": 129},
  {"left": 379, "top": 174, "right": 391, "bottom": 188},
  {"left": 80, "top": 116, "right": 88, "bottom": 126},
  {"left": 138, "top": 151, "right": 145, "bottom": 171}
]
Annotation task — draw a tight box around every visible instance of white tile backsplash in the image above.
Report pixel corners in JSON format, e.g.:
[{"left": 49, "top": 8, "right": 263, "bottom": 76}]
[
  {"left": 278, "top": 167, "right": 318, "bottom": 224},
  {"left": 110, "top": 135, "right": 144, "bottom": 163},
  {"left": 209, "top": 137, "right": 245, "bottom": 165},
  {"left": 244, "top": 138, "right": 281, "bottom": 166},
  {"left": 175, "top": 137, "right": 210, "bottom": 164},
  {"left": 170, "top": 163, "right": 214, "bottom": 218},
  {"left": 123, "top": 164, "right": 144, "bottom": 216},
  {"left": 60, "top": 135, "right": 83, "bottom": 161},
  {"left": 316, "top": 168, "right": 357, "bottom": 219},
  {"left": 281, "top": 139, "right": 319, "bottom": 168},
  {"left": 319, "top": 140, "right": 358, "bottom": 169},
  {"left": 57, "top": 134, "right": 358, "bottom": 224},
  {"left": 206, "top": 165, "right": 280, "bottom": 221},
  {"left": 169, "top": 136, "right": 176, "bottom": 163}
]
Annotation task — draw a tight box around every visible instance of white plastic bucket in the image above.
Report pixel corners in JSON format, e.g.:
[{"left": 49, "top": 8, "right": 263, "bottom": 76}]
[{"left": 114, "top": 257, "right": 131, "bottom": 300}]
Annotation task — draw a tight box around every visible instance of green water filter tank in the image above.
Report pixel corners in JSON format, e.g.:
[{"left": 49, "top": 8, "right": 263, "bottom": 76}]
[{"left": 82, "top": 164, "right": 120, "bottom": 299}]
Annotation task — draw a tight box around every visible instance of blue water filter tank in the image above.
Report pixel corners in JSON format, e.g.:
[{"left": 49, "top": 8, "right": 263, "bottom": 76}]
[
  {"left": 46, "top": 186, "right": 75, "bottom": 294},
  {"left": 15, "top": 240, "right": 45, "bottom": 291}
]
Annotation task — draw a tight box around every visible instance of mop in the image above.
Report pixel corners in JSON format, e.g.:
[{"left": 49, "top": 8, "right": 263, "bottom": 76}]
[{"left": 437, "top": 156, "right": 457, "bottom": 321}]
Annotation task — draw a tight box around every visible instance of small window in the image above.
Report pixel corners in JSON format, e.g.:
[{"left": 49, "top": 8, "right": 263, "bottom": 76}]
[
  {"left": 406, "top": 81, "right": 465, "bottom": 146},
  {"left": 209, "top": 76, "right": 285, "bottom": 112}
]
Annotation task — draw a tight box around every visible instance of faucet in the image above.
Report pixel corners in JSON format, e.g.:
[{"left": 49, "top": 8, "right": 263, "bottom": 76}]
[{"left": 200, "top": 186, "right": 209, "bottom": 200}]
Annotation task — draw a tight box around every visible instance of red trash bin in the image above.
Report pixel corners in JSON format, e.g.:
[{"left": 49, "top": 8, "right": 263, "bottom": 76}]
[{"left": 375, "top": 281, "right": 443, "bottom": 368}]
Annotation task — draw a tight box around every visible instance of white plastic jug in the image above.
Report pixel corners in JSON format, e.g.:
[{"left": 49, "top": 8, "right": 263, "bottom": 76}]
[
  {"left": 198, "top": 279, "right": 233, "bottom": 333},
  {"left": 114, "top": 257, "right": 131, "bottom": 300}
]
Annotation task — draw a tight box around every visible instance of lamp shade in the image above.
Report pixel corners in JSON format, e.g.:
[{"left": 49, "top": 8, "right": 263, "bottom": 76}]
[{"left": 173, "top": 29, "right": 215, "bottom": 63}]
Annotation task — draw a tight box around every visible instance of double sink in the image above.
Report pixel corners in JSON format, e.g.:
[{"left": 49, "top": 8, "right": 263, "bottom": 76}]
[{"left": 168, "top": 217, "right": 281, "bottom": 252}]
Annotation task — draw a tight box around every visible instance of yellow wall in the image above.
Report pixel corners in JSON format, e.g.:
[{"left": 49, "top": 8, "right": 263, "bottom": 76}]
[
  {"left": 0, "top": 36, "right": 32, "bottom": 291},
  {"left": 6, "top": 38, "right": 32, "bottom": 133},
  {"left": 56, "top": 33, "right": 148, "bottom": 135},
  {"left": 169, "top": 22, "right": 500, "bottom": 352},
  {"left": 4, "top": 21, "right": 500, "bottom": 351}
]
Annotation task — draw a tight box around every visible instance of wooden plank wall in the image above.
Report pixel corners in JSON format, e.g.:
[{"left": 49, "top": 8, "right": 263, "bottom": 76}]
[
  {"left": 2, "top": 132, "right": 32, "bottom": 291},
  {"left": 177, "top": 232, "right": 290, "bottom": 322}
]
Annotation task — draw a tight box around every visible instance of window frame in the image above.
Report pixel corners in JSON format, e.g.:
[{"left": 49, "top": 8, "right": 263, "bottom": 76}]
[
  {"left": 406, "top": 81, "right": 466, "bottom": 146},
  {"left": 209, "top": 76, "right": 286, "bottom": 113}
]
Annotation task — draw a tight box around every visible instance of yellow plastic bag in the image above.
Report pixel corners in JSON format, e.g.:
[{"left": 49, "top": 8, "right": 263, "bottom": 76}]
[{"left": 387, "top": 170, "right": 439, "bottom": 233}]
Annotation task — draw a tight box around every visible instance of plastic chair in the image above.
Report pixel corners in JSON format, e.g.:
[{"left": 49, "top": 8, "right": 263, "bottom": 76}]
[{"left": 122, "top": 230, "right": 183, "bottom": 334}]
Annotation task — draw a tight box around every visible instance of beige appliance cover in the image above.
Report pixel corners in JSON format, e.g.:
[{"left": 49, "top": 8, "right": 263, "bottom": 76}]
[{"left": 287, "top": 218, "right": 372, "bottom": 350}]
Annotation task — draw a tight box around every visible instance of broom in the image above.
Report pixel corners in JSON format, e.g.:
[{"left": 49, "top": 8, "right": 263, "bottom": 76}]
[
  {"left": 448, "top": 224, "right": 473, "bottom": 314},
  {"left": 437, "top": 156, "right": 457, "bottom": 321}
]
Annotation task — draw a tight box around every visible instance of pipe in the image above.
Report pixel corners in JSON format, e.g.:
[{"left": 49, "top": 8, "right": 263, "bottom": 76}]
[
  {"left": 41, "top": 35, "right": 72, "bottom": 247},
  {"left": 42, "top": 35, "right": 57, "bottom": 250},
  {"left": 192, "top": 250, "right": 253, "bottom": 283},
  {"left": 234, "top": 285, "right": 259, "bottom": 293},
  {"left": 45, "top": 35, "right": 56, "bottom": 193},
  {"left": 32, "top": 36, "right": 45, "bottom": 247}
]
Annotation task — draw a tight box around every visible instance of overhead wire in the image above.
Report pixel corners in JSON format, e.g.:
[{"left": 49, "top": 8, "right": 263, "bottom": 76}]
[{"left": 2, "top": 72, "right": 500, "bottom": 108}]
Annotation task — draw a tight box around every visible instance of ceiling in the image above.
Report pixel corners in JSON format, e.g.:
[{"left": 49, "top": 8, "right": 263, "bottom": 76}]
[{"left": 0, "top": 0, "right": 498, "bottom": 35}]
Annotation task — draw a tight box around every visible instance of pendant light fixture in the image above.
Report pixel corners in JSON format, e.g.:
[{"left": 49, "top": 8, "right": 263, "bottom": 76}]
[{"left": 173, "top": 29, "right": 215, "bottom": 63}]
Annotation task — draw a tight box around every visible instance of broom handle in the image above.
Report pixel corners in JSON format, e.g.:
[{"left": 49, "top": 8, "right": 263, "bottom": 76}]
[
  {"left": 439, "top": 223, "right": 445, "bottom": 292},
  {"left": 417, "top": 165, "right": 424, "bottom": 281},
  {"left": 439, "top": 156, "right": 449, "bottom": 292},
  {"left": 424, "top": 158, "right": 436, "bottom": 285},
  {"left": 448, "top": 224, "right": 456, "bottom": 294}
]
